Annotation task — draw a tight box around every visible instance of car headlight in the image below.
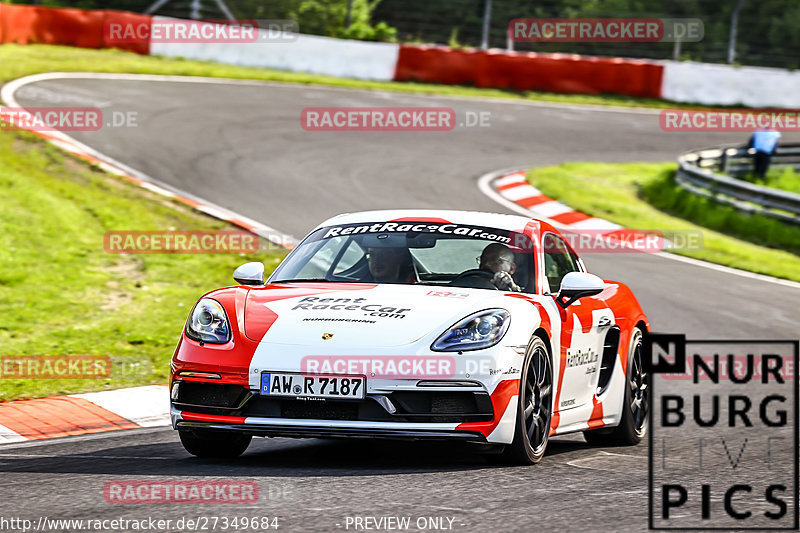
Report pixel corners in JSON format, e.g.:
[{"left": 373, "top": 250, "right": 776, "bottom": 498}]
[
  {"left": 185, "top": 298, "right": 231, "bottom": 344},
  {"left": 431, "top": 309, "right": 510, "bottom": 352}
]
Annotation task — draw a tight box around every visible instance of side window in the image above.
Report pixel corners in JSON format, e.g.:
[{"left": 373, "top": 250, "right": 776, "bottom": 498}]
[{"left": 543, "top": 233, "right": 581, "bottom": 293}]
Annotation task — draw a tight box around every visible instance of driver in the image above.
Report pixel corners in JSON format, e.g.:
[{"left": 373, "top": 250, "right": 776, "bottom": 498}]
[
  {"left": 479, "top": 243, "right": 521, "bottom": 291},
  {"left": 367, "top": 247, "right": 415, "bottom": 283}
]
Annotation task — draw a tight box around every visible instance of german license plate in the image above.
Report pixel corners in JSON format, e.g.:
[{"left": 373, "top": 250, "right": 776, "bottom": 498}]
[{"left": 260, "top": 372, "right": 365, "bottom": 399}]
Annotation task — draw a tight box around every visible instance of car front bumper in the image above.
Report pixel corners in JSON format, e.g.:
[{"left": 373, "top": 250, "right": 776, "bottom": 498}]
[{"left": 169, "top": 375, "right": 521, "bottom": 444}]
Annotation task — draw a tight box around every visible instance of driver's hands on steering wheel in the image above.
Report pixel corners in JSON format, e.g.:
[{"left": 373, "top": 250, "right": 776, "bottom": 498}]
[{"left": 493, "top": 271, "right": 520, "bottom": 291}]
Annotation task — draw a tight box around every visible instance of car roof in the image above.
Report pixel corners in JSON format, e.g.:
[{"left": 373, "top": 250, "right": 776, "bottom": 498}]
[{"left": 313, "top": 209, "right": 556, "bottom": 234}]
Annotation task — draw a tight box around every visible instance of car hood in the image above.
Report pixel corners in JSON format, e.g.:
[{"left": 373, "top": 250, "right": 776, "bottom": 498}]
[{"left": 243, "top": 282, "right": 507, "bottom": 348}]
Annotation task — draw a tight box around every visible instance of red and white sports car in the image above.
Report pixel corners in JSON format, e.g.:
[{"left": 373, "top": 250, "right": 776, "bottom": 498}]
[{"left": 170, "top": 210, "right": 649, "bottom": 464}]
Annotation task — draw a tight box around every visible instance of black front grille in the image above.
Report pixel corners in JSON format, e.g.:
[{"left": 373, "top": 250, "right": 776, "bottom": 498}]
[
  {"left": 173, "top": 382, "right": 494, "bottom": 423},
  {"left": 173, "top": 381, "right": 249, "bottom": 408},
  {"left": 393, "top": 391, "right": 492, "bottom": 416}
]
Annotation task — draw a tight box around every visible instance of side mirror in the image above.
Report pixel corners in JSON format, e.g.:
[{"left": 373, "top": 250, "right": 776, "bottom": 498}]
[
  {"left": 233, "top": 262, "right": 264, "bottom": 286},
  {"left": 556, "top": 272, "right": 605, "bottom": 308}
]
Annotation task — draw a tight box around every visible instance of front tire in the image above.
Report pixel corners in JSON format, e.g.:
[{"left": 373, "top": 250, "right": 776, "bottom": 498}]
[
  {"left": 584, "top": 326, "right": 648, "bottom": 446},
  {"left": 506, "top": 336, "right": 553, "bottom": 464},
  {"left": 178, "top": 428, "right": 252, "bottom": 458}
]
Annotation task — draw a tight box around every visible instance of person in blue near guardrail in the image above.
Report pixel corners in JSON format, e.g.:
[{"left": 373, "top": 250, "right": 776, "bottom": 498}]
[{"left": 747, "top": 128, "right": 781, "bottom": 180}]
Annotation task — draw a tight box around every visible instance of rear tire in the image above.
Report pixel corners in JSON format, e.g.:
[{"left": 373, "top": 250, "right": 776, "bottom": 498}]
[
  {"left": 178, "top": 428, "right": 252, "bottom": 458},
  {"left": 584, "top": 327, "right": 647, "bottom": 446},
  {"left": 506, "top": 336, "right": 552, "bottom": 464}
]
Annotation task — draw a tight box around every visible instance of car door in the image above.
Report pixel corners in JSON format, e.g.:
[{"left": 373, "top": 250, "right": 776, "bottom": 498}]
[{"left": 541, "top": 232, "right": 612, "bottom": 412}]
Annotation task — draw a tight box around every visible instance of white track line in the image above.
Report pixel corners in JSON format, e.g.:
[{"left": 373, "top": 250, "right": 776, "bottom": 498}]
[
  {"left": 2, "top": 73, "right": 298, "bottom": 248},
  {"left": 2, "top": 71, "right": 667, "bottom": 115},
  {"left": 0, "top": 427, "right": 172, "bottom": 450},
  {"left": 0, "top": 453, "right": 173, "bottom": 460},
  {"left": 70, "top": 386, "right": 170, "bottom": 428},
  {"left": 5, "top": 72, "right": 800, "bottom": 290},
  {"left": 0, "top": 425, "right": 27, "bottom": 444},
  {"left": 478, "top": 168, "right": 800, "bottom": 291}
]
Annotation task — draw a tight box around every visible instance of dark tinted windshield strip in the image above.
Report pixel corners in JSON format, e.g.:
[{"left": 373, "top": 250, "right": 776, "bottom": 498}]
[{"left": 318, "top": 222, "right": 514, "bottom": 243}]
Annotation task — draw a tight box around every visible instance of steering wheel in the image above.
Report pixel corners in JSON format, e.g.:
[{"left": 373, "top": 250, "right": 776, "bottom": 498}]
[{"left": 449, "top": 269, "right": 497, "bottom": 290}]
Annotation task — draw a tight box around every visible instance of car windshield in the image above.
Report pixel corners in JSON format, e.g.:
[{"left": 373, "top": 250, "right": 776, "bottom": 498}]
[{"left": 269, "top": 221, "right": 536, "bottom": 292}]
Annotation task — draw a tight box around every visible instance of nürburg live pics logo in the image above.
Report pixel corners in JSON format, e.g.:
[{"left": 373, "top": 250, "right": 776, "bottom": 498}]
[{"left": 646, "top": 334, "right": 799, "bottom": 530}]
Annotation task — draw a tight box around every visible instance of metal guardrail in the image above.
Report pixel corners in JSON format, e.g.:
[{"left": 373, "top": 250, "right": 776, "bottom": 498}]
[{"left": 676, "top": 143, "right": 800, "bottom": 225}]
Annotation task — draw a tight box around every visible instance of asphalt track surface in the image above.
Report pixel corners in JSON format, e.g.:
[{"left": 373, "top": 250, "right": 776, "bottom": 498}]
[{"left": 6, "top": 77, "right": 800, "bottom": 532}]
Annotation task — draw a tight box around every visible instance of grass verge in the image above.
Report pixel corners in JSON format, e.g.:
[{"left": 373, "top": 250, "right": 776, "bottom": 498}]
[
  {"left": 0, "top": 43, "right": 708, "bottom": 110},
  {"left": 0, "top": 130, "right": 287, "bottom": 401},
  {"left": 525, "top": 162, "right": 800, "bottom": 282},
  {"left": 760, "top": 167, "right": 800, "bottom": 195}
]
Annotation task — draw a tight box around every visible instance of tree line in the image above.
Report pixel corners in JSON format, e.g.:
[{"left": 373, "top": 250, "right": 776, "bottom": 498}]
[{"left": 7, "top": 0, "right": 800, "bottom": 68}]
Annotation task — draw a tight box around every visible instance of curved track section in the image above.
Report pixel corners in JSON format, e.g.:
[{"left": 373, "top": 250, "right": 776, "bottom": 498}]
[
  {"left": 4, "top": 75, "right": 800, "bottom": 531},
  {"left": 11, "top": 75, "right": 800, "bottom": 337}
]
